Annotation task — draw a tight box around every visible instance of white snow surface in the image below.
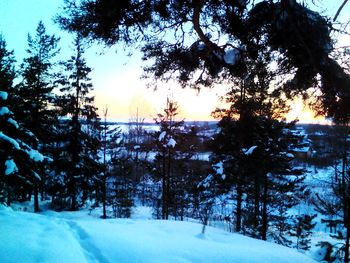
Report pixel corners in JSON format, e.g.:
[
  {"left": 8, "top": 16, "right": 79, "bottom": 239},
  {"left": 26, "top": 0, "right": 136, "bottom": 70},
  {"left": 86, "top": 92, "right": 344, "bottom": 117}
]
[
  {"left": 0, "top": 205, "right": 317, "bottom": 263},
  {"left": 158, "top": 131, "right": 166, "bottom": 141},
  {"left": 0, "top": 91, "right": 8, "bottom": 100},
  {"left": 4, "top": 159, "right": 18, "bottom": 175}
]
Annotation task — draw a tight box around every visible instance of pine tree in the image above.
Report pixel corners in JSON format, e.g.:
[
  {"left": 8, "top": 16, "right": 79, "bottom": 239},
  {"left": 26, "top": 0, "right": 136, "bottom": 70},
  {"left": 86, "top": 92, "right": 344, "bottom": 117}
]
[
  {"left": 152, "top": 98, "right": 184, "bottom": 219},
  {"left": 13, "top": 21, "right": 60, "bottom": 211},
  {"left": 98, "top": 107, "right": 123, "bottom": 218},
  {"left": 54, "top": 35, "right": 100, "bottom": 211},
  {"left": 314, "top": 122, "right": 350, "bottom": 262},
  {"left": 290, "top": 214, "right": 317, "bottom": 251},
  {"left": 14, "top": 20, "right": 60, "bottom": 142},
  {"left": 0, "top": 35, "right": 45, "bottom": 206},
  {"left": 197, "top": 161, "right": 226, "bottom": 234},
  {"left": 151, "top": 98, "right": 200, "bottom": 220},
  {"left": 208, "top": 42, "right": 306, "bottom": 241},
  {"left": 109, "top": 154, "right": 134, "bottom": 218}
]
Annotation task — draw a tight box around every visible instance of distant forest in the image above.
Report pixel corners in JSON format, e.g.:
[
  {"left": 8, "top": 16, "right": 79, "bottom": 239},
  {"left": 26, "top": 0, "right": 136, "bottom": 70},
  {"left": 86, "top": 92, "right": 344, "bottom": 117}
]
[{"left": 2, "top": 0, "right": 350, "bottom": 262}]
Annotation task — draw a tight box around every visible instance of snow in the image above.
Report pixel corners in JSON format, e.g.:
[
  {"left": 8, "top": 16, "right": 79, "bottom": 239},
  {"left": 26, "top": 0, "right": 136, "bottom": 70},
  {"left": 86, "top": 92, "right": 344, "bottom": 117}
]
[
  {"left": 33, "top": 172, "right": 41, "bottom": 181},
  {"left": 244, "top": 145, "right": 258, "bottom": 155},
  {"left": 223, "top": 49, "right": 239, "bottom": 65},
  {"left": 0, "top": 131, "right": 20, "bottom": 149},
  {"left": 167, "top": 137, "right": 176, "bottom": 148},
  {"left": 0, "top": 91, "right": 8, "bottom": 100},
  {"left": 213, "top": 161, "right": 225, "bottom": 179},
  {"left": 7, "top": 118, "right": 19, "bottom": 128},
  {"left": 159, "top": 131, "right": 166, "bottom": 141},
  {"left": 0, "top": 106, "right": 10, "bottom": 115},
  {"left": 26, "top": 148, "right": 44, "bottom": 162},
  {"left": 286, "top": 153, "right": 295, "bottom": 158},
  {"left": 134, "top": 145, "right": 141, "bottom": 150},
  {"left": 198, "top": 174, "right": 213, "bottom": 188},
  {"left": 0, "top": 207, "right": 86, "bottom": 263},
  {"left": 292, "top": 146, "right": 310, "bottom": 153},
  {"left": 0, "top": 206, "right": 317, "bottom": 263},
  {"left": 4, "top": 159, "right": 18, "bottom": 175},
  {"left": 197, "top": 43, "right": 205, "bottom": 51}
]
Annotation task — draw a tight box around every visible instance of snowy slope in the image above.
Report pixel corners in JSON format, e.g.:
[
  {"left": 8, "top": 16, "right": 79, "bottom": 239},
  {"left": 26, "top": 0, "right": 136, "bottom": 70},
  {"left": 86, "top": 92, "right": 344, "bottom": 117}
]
[
  {"left": 0, "top": 206, "right": 317, "bottom": 263},
  {"left": 0, "top": 206, "right": 86, "bottom": 263}
]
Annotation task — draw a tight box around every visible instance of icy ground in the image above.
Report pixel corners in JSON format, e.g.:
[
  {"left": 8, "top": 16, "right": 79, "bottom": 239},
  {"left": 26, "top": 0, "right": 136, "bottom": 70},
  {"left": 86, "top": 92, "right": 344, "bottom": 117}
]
[{"left": 0, "top": 204, "right": 317, "bottom": 263}]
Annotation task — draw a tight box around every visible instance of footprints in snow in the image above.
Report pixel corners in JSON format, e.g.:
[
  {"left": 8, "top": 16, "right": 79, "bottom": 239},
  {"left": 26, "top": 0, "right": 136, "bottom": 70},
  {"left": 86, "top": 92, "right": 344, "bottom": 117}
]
[{"left": 67, "top": 221, "right": 110, "bottom": 263}]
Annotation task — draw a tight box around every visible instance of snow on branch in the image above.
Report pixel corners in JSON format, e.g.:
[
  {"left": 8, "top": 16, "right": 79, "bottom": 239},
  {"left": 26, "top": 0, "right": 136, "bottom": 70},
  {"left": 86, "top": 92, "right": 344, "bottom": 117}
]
[
  {"left": 5, "top": 159, "right": 18, "bottom": 175},
  {"left": 243, "top": 145, "right": 258, "bottom": 155}
]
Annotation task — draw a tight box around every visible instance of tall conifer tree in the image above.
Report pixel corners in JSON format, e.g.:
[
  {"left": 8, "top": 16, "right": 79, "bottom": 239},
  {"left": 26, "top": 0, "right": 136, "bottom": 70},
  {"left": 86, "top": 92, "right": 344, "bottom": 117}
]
[
  {"left": 13, "top": 21, "right": 60, "bottom": 211},
  {"left": 0, "top": 36, "right": 45, "bottom": 207},
  {"left": 54, "top": 35, "right": 100, "bottom": 211}
]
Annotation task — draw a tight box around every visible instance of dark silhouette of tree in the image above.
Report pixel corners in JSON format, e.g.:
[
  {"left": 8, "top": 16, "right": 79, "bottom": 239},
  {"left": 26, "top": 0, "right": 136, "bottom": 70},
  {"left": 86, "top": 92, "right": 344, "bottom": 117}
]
[
  {"left": 58, "top": 0, "right": 350, "bottom": 121},
  {"left": 54, "top": 35, "right": 100, "bottom": 211},
  {"left": 12, "top": 21, "right": 60, "bottom": 212},
  {"left": 0, "top": 36, "right": 45, "bottom": 207},
  {"left": 153, "top": 98, "right": 184, "bottom": 219}
]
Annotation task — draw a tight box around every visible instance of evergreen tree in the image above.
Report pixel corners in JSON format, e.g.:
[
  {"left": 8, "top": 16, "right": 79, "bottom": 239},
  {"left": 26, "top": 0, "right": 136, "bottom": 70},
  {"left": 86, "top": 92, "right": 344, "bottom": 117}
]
[
  {"left": 152, "top": 98, "right": 199, "bottom": 220},
  {"left": 0, "top": 36, "right": 45, "bottom": 206},
  {"left": 208, "top": 42, "right": 306, "bottom": 241},
  {"left": 153, "top": 98, "right": 183, "bottom": 219},
  {"left": 197, "top": 161, "right": 226, "bottom": 234},
  {"left": 14, "top": 20, "right": 60, "bottom": 142},
  {"left": 109, "top": 154, "right": 134, "bottom": 218},
  {"left": 13, "top": 21, "right": 60, "bottom": 211},
  {"left": 54, "top": 35, "right": 100, "bottom": 211},
  {"left": 98, "top": 107, "right": 123, "bottom": 218},
  {"left": 314, "top": 122, "right": 350, "bottom": 262},
  {"left": 290, "top": 214, "right": 317, "bottom": 251}
]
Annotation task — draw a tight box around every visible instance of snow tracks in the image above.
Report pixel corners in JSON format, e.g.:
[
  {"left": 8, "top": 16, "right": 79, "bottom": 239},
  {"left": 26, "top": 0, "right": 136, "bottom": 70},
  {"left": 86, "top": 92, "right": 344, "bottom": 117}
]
[{"left": 66, "top": 220, "right": 110, "bottom": 263}]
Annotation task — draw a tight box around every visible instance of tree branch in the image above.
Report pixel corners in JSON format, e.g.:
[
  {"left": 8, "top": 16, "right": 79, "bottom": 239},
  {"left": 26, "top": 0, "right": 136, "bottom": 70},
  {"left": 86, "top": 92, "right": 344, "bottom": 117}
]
[
  {"left": 334, "top": 0, "right": 349, "bottom": 22},
  {"left": 192, "top": 0, "right": 216, "bottom": 52}
]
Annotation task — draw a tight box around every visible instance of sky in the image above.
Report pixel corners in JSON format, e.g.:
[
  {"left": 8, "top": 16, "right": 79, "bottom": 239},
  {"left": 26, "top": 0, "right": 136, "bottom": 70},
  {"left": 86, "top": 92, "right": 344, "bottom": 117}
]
[{"left": 0, "top": 0, "right": 348, "bottom": 123}]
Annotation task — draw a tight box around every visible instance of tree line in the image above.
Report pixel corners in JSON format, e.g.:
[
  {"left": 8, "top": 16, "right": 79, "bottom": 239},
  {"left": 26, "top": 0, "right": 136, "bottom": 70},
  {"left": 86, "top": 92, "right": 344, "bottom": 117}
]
[{"left": 2, "top": 0, "right": 350, "bottom": 261}]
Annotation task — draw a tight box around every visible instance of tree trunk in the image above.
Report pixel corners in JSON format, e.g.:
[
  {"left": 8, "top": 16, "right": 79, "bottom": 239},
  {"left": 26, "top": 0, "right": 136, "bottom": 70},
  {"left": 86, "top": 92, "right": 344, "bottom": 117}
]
[
  {"left": 102, "top": 177, "right": 107, "bottom": 219},
  {"left": 345, "top": 222, "right": 350, "bottom": 263},
  {"left": 34, "top": 185, "right": 40, "bottom": 213},
  {"left": 6, "top": 188, "right": 11, "bottom": 206},
  {"left": 254, "top": 177, "right": 260, "bottom": 230},
  {"left": 166, "top": 150, "right": 171, "bottom": 220},
  {"left": 162, "top": 154, "right": 167, "bottom": 219},
  {"left": 261, "top": 173, "right": 268, "bottom": 240},
  {"left": 70, "top": 179, "right": 77, "bottom": 211},
  {"left": 236, "top": 182, "right": 242, "bottom": 232},
  {"left": 344, "top": 195, "right": 349, "bottom": 263}
]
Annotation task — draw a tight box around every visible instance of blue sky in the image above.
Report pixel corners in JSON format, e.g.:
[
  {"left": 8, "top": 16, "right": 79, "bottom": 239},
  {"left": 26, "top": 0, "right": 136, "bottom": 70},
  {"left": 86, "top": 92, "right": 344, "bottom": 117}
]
[
  {"left": 0, "top": 0, "right": 348, "bottom": 122},
  {"left": 0, "top": 0, "right": 226, "bottom": 121}
]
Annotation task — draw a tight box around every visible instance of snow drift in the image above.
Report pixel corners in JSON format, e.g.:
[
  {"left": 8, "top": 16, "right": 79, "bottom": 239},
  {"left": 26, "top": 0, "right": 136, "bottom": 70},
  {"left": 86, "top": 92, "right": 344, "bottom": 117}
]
[{"left": 0, "top": 206, "right": 317, "bottom": 263}]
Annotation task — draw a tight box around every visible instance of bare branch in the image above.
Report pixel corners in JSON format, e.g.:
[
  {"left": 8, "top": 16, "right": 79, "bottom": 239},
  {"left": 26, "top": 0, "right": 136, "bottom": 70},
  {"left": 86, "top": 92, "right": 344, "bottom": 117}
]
[{"left": 334, "top": 0, "right": 349, "bottom": 22}]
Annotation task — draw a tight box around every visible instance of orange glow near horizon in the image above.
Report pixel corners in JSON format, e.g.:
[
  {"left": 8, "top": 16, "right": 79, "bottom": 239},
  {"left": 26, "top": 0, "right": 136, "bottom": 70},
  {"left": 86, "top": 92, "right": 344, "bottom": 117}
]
[
  {"left": 285, "top": 98, "right": 329, "bottom": 124},
  {"left": 94, "top": 79, "right": 328, "bottom": 124},
  {"left": 92, "top": 67, "right": 227, "bottom": 122}
]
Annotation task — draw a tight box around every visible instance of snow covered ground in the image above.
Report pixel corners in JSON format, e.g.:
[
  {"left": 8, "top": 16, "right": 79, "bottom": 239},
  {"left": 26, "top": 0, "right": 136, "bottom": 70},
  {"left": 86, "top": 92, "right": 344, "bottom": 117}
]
[{"left": 0, "top": 204, "right": 317, "bottom": 263}]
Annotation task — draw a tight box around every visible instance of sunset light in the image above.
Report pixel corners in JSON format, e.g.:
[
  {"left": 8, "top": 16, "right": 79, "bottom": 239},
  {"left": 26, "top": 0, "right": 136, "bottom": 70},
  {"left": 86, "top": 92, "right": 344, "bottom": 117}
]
[
  {"left": 1, "top": 1, "right": 350, "bottom": 262},
  {"left": 0, "top": 0, "right": 335, "bottom": 123}
]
